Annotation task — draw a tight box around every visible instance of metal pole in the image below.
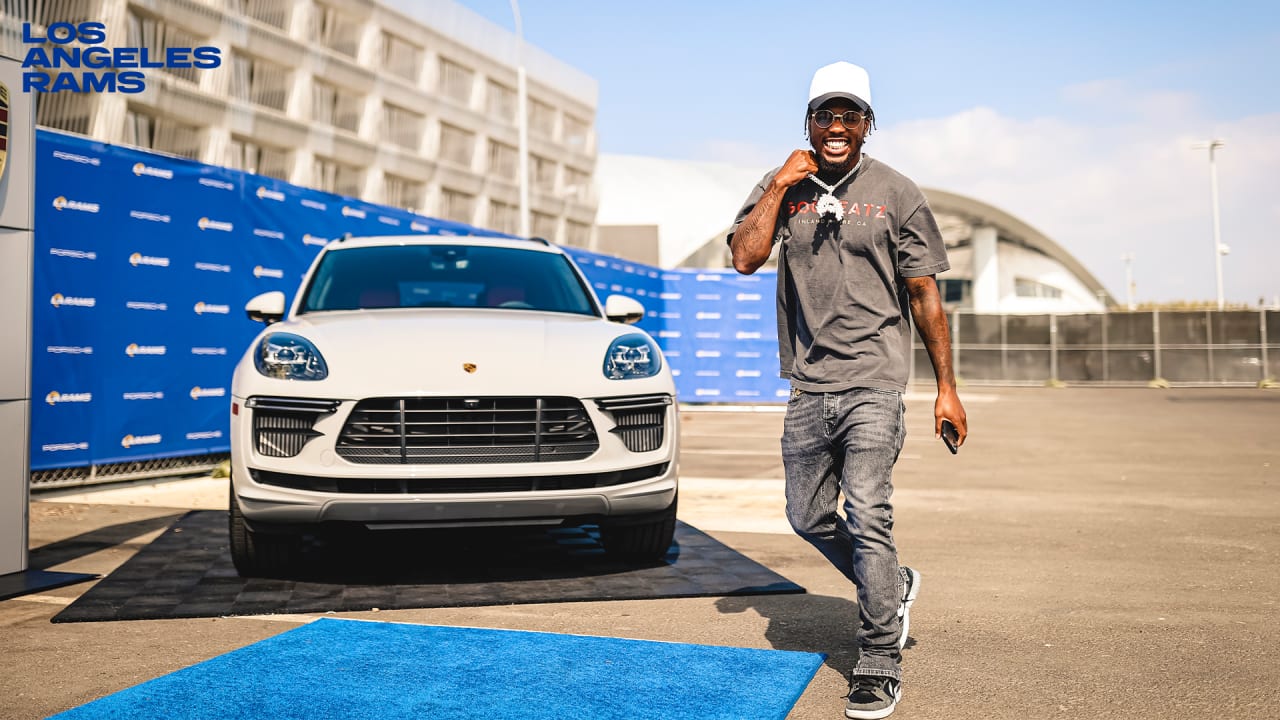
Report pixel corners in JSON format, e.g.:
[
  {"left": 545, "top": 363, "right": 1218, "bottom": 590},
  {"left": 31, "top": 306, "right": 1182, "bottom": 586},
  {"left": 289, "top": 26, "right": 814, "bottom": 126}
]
[
  {"left": 1194, "top": 140, "right": 1226, "bottom": 310},
  {"left": 951, "top": 309, "right": 961, "bottom": 385},
  {"left": 1209, "top": 143, "right": 1225, "bottom": 310},
  {"left": 510, "top": 0, "right": 531, "bottom": 239},
  {"left": 1260, "top": 308, "right": 1269, "bottom": 385},
  {"left": 1049, "top": 314, "right": 1059, "bottom": 384},
  {"left": 1206, "top": 309, "right": 1215, "bottom": 384},
  {"left": 1152, "top": 309, "right": 1163, "bottom": 382}
]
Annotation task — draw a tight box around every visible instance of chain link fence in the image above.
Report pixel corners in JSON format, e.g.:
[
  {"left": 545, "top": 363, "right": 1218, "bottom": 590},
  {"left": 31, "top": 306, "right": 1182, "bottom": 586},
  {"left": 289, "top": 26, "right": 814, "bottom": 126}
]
[{"left": 911, "top": 309, "right": 1279, "bottom": 387}]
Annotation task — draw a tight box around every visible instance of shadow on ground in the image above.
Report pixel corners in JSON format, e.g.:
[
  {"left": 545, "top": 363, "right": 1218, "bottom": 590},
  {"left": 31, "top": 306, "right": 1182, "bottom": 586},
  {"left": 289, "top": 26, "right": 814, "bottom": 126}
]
[
  {"left": 716, "top": 592, "right": 917, "bottom": 677},
  {"left": 29, "top": 513, "right": 184, "bottom": 570}
]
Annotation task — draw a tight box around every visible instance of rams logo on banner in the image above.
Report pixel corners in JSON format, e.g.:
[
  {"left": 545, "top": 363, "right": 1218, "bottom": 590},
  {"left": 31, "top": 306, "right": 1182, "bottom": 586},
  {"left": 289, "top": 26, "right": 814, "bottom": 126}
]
[{"left": 0, "top": 81, "right": 9, "bottom": 182}]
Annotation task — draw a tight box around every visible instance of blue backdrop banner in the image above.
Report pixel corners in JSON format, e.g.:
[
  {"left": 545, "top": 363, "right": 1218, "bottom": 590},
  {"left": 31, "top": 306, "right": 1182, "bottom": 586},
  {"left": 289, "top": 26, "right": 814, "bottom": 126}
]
[{"left": 32, "top": 131, "right": 785, "bottom": 471}]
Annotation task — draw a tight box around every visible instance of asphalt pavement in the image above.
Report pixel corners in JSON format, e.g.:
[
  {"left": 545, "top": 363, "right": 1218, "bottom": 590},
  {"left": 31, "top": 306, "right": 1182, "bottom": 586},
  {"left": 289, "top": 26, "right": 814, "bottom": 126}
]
[{"left": 3, "top": 387, "right": 1278, "bottom": 719}]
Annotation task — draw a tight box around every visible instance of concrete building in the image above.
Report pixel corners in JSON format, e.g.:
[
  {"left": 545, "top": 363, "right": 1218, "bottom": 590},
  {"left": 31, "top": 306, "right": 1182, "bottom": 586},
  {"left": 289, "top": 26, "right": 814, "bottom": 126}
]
[
  {"left": 595, "top": 154, "right": 1114, "bottom": 313},
  {"left": 4, "top": 0, "right": 599, "bottom": 245}
]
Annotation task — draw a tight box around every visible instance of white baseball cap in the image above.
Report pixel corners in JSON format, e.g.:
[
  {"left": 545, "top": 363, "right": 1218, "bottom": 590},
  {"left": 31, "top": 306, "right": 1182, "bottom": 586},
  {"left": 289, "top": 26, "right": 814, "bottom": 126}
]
[{"left": 808, "top": 61, "right": 872, "bottom": 113}]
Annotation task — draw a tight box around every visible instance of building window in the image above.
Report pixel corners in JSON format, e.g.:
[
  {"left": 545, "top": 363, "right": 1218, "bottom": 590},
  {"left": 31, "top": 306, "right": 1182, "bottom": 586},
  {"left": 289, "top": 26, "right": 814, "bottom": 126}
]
[
  {"left": 382, "top": 102, "right": 423, "bottom": 150},
  {"left": 226, "top": 136, "right": 290, "bottom": 180},
  {"left": 532, "top": 211, "right": 557, "bottom": 241},
  {"left": 438, "top": 123, "right": 475, "bottom": 168},
  {"left": 563, "top": 166, "right": 590, "bottom": 198},
  {"left": 124, "top": 108, "right": 203, "bottom": 160},
  {"left": 529, "top": 98, "right": 556, "bottom": 137},
  {"left": 530, "top": 154, "right": 556, "bottom": 191},
  {"left": 486, "top": 80, "right": 516, "bottom": 123},
  {"left": 488, "top": 199, "right": 519, "bottom": 235},
  {"left": 938, "top": 279, "right": 971, "bottom": 305},
  {"left": 383, "top": 174, "right": 423, "bottom": 211},
  {"left": 440, "top": 188, "right": 475, "bottom": 225},
  {"left": 35, "top": 92, "right": 93, "bottom": 135},
  {"left": 1015, "top": 278, "right": 1063, "bottom": 299},
  {"left": 311, "top": 80, "right": 362, "bottom": 132},
  {"left": 487, "top": 139, "right": 518, "bottom": 181},
  {"left": 231, "top": 0, "right": 291, "bottom": 30},
  {"left": 563, "top": 114, "right": 590, "bottom": 151},
  {"left": 126, "top": 11, "right": 203, "bottom": 85},
  {"left": 438, "top": 57, "right": 475, "bottom": 106},
  {"left": 380, "top": 31, "right": 421, "bottom": 83},
  {"left": 564, "top": 220, "right": 591, "bottom": 247},
  {"left": 313, "top": 156, "right": 363, "bottom": 197},
  {"left": 314, "top": 2, "right": 362, "bottom": 58},
  {"left": 229, "top": 51, "right": 291, "bottom": 112}
]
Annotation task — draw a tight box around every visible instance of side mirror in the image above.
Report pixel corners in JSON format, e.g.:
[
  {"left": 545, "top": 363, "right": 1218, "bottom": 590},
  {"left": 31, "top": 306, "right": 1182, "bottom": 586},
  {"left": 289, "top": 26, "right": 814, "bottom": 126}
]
[
  {"left": 604, "top": 294, "right": 645, "bottom": 325},
  {"left": 245, "top": 291, "right": 286, "bottom": 324}
]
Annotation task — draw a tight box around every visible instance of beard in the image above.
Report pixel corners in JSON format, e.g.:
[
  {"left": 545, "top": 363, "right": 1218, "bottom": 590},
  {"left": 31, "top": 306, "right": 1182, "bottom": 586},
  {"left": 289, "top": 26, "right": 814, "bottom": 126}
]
[
  {"left": 813, "top": 140, "right": 860, "bottom": 177},
  {"left": 816, "top": 155, "right": 855, "bottom": 174}
]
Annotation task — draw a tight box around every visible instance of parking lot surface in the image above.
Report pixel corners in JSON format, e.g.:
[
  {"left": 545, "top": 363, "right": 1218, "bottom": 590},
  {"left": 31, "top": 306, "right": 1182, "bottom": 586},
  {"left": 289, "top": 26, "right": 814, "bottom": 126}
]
[{"left": 3, "top": 387, "right": 1278, "bottom": 719}]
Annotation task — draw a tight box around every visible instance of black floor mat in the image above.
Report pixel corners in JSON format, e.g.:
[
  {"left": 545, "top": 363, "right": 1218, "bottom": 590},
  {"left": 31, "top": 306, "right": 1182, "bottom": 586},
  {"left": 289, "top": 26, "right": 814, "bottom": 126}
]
[{"left": 52, "top": 511, "right": 804, "bottom": 622}]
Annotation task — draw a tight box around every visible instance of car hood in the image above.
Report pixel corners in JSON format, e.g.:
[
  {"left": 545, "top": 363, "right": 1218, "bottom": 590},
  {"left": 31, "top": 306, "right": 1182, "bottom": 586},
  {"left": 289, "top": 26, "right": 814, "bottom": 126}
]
[{"left": 233, "top": 308, "right": 672, "bottom": 399}]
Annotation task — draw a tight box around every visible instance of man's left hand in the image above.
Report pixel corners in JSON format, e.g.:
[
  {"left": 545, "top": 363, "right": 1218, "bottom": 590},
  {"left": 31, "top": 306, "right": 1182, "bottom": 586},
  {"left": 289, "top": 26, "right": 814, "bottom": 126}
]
[{"left": 934, "top": 388, "right": 967, "bottom": 447}]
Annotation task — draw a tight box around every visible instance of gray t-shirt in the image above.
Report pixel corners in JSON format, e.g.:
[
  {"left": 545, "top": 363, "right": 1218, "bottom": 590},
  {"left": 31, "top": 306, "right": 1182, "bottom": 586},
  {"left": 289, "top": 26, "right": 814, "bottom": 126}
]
[{"left": 728, "top": 156, "right": 949, "bottom": 392}]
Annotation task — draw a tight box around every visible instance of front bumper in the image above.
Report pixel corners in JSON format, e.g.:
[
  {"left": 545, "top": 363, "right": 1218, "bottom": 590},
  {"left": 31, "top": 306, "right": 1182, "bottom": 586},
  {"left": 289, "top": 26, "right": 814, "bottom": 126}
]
[{"left": 230, "top": 394, "right": 679, "bottom": 529}]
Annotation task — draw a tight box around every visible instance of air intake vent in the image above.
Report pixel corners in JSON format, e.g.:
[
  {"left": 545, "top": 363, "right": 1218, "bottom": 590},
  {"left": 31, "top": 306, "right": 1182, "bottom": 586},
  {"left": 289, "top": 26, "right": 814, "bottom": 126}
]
[
  {"left": 336, "top": 397, "right": 598, "bottom": 464},
  {"left": 595, "top": 394, "right": 671, "bottom": 453},
  {"left": 247, "top": 396, "right": 339, "bottom": 458}
]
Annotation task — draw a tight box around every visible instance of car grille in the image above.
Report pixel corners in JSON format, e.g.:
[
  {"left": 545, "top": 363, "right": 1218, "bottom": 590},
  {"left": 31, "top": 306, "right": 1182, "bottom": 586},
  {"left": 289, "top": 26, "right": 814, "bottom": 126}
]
[
  {"left": 595, "top": 394, "right": 671, "bottom": 453},
  {"left": 250, "top": 463, "right": 668, "bottom": 494},
  {"left": 336, "top": 397, "right": 599, "bottom": 464},
  {"left": 249, "top": 396, "right": 341, "bottom": 458}
]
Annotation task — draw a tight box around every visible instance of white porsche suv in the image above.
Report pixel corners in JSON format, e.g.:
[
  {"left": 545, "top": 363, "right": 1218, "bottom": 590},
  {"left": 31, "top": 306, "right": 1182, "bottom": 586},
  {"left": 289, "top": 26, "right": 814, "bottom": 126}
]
[{"left": 228, "top": 236, "right": 678, "bottom": 576}]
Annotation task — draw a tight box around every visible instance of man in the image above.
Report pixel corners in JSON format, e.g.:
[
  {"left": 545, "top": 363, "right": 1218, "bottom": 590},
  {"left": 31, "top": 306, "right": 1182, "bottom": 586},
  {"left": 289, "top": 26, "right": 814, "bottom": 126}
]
[{"left": 727, "top": 61, "right": 968, "bottom": 719}]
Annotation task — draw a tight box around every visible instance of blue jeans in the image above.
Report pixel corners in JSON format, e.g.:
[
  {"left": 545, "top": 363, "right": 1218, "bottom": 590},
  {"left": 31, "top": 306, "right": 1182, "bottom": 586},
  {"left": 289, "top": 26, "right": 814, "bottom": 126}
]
[{"left": 782, "top": 386, "right": 906, "bottom": 680}]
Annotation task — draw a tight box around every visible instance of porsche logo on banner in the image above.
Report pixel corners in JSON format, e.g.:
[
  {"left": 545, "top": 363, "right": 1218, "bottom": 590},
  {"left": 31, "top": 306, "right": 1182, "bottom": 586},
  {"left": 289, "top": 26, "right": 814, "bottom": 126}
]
[{"left": 0, "top": 81, "right": 8, "bottom": 182}]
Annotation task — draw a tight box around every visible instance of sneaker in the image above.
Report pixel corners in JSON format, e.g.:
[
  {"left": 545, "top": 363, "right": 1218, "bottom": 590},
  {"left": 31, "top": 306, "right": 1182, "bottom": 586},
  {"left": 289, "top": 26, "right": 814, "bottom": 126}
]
[
  {"left": 898, "top": 566, "right": 921, "bottom": 651},
  {"left": 845, "top": 674, "right": 901, "bottom": 719}
]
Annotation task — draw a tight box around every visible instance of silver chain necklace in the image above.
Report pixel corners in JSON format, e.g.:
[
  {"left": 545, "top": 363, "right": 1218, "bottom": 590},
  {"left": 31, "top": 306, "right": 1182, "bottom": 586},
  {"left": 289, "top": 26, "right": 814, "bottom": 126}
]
[{"left": 807, "top": 157, "right": 863, "bottom": 221}]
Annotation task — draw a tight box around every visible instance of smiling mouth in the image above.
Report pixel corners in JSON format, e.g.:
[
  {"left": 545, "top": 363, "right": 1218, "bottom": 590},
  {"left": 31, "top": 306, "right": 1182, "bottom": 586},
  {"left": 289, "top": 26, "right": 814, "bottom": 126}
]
[{"left": 824, "top": 138, "right": 849, "bottom": 152}]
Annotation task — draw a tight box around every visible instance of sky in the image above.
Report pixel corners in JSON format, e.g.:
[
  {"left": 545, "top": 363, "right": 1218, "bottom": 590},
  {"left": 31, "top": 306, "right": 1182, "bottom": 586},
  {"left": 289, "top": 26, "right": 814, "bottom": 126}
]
[{"left": 456, "top": 0, "right": 1279, "bottom": 305}]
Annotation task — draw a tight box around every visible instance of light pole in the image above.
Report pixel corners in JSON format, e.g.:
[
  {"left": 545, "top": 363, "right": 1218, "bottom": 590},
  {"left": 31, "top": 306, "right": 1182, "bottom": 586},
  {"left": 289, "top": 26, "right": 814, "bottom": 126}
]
[
  {"left": 1192, "top": 139, "right": 1227, "bottom": 309},
  {"left": 510, "top": 0, "right": 531, "bottom": 239},
  {"left": 1121, "top": 253, "right": 1135, "bottom": 310}
]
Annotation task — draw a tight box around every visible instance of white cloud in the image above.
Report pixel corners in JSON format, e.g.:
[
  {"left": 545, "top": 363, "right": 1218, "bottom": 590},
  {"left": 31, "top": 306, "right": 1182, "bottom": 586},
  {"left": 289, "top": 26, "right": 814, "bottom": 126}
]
[{"left": 873, "top": 98, "right": 1280, "bottom": 305}]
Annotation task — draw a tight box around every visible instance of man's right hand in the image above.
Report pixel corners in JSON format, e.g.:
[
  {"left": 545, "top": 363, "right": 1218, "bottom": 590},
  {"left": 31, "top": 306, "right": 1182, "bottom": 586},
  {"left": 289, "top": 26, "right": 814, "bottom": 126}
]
[
  {"left": 772, "top": 149, "right": 818, "bottom": 191},
  {"left": 730, "top": 149, "right": 817, "bottom": 275}
]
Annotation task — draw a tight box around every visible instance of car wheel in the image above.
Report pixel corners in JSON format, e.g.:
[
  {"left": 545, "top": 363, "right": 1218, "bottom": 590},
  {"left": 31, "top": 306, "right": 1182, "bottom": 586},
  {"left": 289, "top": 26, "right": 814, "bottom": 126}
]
[
  {"left": 228, "top": 483, "right": 298, "bottom": 578},
  {"left": 599, "top": 495, "right": 677, "bottom": 562}
]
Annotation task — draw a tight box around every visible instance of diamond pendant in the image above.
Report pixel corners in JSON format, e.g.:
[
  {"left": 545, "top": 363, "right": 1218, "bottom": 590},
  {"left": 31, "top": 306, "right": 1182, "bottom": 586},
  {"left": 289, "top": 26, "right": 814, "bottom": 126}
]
[{"left": 815, "top": 192, "right": 844, "bottom": 222}]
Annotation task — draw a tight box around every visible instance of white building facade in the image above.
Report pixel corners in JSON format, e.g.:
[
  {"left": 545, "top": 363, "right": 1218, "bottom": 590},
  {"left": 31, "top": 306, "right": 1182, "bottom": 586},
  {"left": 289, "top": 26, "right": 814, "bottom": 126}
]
[{"left": 4, "top": 0, "right": 599, "bottom": 245}]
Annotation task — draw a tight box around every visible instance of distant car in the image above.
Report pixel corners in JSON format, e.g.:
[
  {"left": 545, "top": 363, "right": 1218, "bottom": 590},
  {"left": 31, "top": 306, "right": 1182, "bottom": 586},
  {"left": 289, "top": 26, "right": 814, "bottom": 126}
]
[{"left": 228, "top": 235, "right": 678, "bottom": 576}]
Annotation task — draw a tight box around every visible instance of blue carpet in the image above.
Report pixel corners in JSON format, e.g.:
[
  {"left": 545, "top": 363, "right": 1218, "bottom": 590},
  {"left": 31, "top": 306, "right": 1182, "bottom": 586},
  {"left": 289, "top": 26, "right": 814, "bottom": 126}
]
[{"left": 51, "top": 618, "right": 824, "bottom": 719}]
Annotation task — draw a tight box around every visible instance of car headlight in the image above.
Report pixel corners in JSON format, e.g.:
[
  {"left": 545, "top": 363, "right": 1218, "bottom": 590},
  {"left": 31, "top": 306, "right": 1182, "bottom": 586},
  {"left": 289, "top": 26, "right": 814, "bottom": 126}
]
[
  {"left": 603, "top": 333, "right": 661, "bottom": 380},
  {"left": 254, "top": 332, "right": 329, "bottom": 381}
]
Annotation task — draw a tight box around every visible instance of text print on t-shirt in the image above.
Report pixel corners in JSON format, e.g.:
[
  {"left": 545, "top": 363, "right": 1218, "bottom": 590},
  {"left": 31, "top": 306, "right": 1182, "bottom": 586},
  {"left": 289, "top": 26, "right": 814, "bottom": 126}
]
[{"left": 787, "top": 200, "right": 886, "bottom": 227}]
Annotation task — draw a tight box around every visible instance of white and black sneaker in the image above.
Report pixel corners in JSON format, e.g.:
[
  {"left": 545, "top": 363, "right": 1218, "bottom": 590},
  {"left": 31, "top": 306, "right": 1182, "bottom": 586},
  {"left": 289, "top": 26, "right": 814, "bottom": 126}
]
[
  {"left": 898, "top": 566, "right": 921, "bottom": 651},
  {"left": 845, "top": 674, "right": 902, "bottom": 719}
]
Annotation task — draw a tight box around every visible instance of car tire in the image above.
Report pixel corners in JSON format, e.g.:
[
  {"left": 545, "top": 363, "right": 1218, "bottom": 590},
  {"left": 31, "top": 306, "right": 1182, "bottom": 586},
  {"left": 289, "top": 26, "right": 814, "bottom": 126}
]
[
  {"left": 228, "top": 484, "right": 298, "bottom": 578},
  {"left": 599, "top": 495, "right": 677, "bottom": 562}
]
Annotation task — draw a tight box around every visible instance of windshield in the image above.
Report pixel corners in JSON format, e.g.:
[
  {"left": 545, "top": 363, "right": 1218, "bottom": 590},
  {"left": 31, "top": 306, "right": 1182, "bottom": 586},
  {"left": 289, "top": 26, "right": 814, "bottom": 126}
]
[{"left": 298, "top": 244, "right": 598, "bottom": 317}]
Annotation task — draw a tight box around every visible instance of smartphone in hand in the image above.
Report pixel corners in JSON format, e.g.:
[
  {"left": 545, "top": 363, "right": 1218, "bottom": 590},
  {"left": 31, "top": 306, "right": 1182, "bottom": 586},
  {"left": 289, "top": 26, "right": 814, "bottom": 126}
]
[{"left": 941, "top": 419, "right": 960, "bottom": 455}]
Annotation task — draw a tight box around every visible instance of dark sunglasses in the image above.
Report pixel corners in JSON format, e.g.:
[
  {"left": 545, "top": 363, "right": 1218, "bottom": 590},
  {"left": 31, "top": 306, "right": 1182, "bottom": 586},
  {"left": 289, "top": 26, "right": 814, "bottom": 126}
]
[{"left": 811, "top": 109, "right": 866, "bottom": 129}]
